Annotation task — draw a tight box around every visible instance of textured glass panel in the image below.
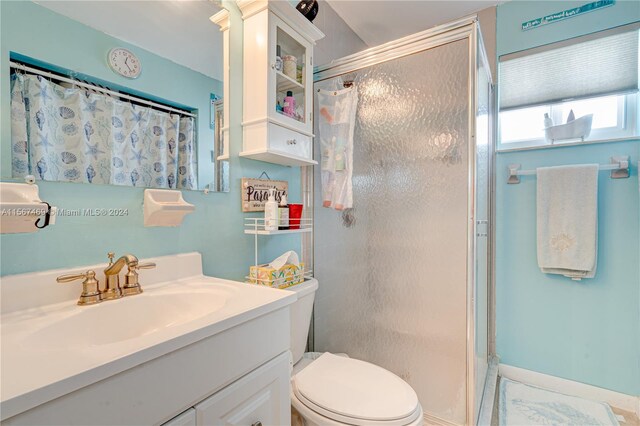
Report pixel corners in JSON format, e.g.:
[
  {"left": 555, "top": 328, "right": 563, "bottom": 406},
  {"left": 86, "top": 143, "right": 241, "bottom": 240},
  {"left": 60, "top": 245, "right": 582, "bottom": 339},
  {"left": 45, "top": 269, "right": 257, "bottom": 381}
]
[
  {"left": 474, "top": 42, "right": 491, "bottom": 422},
  {"left": 313, "top": 39, "right": 470, "bottom": 424}
]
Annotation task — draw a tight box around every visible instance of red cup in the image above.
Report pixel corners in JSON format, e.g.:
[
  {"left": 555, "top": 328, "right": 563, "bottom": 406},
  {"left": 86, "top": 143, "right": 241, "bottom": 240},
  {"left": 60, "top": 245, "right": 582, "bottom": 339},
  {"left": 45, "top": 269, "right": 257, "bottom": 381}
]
[{"left": 288, "top": 204, "right": 303, "bottom": 229}]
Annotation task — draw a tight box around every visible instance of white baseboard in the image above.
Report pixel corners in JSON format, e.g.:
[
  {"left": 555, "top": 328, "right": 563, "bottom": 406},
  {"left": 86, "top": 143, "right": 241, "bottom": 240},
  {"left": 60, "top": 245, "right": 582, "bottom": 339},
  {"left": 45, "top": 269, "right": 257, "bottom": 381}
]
[
  {"left": 499, "top": 363, "right": 640, "bottom": 418},
  {"left": 423, "top": 411, "right": 460, "bottom": 426}
]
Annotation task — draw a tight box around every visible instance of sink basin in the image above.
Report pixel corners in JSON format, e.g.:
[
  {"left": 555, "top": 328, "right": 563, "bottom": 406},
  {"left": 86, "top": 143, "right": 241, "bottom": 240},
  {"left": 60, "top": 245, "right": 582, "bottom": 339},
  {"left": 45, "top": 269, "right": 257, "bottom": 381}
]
[
  {"left": 25, "top": 290, "right": 228, "bottom": 348},
  {"left": 0, "top": 252, "right": 297, "bottom": 421}
]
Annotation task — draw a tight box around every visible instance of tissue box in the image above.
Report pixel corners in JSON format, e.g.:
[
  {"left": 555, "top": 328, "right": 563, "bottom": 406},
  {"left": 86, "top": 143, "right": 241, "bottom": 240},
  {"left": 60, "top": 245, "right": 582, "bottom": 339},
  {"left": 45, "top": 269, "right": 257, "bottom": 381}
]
[{"left": 248, "top": 262, "right": 305, "bottom": 289}]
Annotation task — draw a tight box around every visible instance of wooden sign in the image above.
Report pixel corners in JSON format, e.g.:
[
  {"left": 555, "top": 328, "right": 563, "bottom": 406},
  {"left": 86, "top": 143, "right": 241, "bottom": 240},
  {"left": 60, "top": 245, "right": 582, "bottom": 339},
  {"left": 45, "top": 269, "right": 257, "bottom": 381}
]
[{"left": 241, "top": 178, "right": 288, "bottom": 212}]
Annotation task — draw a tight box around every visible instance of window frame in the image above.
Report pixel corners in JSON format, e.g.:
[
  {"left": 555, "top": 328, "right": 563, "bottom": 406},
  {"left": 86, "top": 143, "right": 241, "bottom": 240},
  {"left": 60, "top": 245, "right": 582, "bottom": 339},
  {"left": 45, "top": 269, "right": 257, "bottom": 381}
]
[{"left": 497, "top": 92, "right": 638, "bottom": 151}]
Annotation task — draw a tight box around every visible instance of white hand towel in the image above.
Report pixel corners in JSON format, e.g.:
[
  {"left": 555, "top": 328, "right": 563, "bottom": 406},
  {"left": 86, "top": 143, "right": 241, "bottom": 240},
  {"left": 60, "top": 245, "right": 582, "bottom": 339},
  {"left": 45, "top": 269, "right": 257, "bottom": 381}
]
[{"left": 537, "top": 164, "right": 599, "bottom": 280}]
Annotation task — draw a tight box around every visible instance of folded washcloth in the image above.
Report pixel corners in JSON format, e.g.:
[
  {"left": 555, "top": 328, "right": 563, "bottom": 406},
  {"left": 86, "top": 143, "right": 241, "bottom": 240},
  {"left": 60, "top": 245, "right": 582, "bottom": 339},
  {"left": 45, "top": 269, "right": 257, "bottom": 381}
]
[{"left": 537, "top": 164, "right": 599, "bottom": 280}]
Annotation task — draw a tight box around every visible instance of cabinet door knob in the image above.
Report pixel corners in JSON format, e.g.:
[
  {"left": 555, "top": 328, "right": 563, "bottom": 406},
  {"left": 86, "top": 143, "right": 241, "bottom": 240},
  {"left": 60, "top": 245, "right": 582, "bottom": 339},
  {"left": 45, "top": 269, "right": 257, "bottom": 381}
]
[
  {"left": 271, "top": 63, "right": 276, "bottom": 70},
  {"left": 252, "top": 422, "right": 262, "bottom": 426}
]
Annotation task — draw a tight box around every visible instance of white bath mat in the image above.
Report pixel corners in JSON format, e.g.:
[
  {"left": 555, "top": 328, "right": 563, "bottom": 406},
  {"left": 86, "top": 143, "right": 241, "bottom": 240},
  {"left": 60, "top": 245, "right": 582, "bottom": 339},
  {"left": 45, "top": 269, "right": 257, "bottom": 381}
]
[{"left": 499, "top": 378, "right": 619, "bottom": 426}]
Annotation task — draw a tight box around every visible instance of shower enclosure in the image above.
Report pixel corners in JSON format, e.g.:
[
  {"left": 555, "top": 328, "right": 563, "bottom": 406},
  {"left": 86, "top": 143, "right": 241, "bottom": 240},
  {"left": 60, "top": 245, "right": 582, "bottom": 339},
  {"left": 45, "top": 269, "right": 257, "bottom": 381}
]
[{"left": 309, "top": 17, "right": 493, "bottom": 425}]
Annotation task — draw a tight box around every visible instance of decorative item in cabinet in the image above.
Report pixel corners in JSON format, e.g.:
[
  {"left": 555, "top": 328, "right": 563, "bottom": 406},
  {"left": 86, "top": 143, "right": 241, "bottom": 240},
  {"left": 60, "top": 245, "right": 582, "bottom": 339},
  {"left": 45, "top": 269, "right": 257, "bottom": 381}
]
[{"left": 237, "top": 0, "right": 324, "bottom": 167}]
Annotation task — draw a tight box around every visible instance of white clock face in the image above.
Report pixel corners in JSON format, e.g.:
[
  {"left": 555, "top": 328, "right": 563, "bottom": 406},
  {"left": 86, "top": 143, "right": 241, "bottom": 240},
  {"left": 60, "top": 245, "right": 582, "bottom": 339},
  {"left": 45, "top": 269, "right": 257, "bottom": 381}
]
[{"left": 108, "top": 48, "right": 141, "bottom": 79}]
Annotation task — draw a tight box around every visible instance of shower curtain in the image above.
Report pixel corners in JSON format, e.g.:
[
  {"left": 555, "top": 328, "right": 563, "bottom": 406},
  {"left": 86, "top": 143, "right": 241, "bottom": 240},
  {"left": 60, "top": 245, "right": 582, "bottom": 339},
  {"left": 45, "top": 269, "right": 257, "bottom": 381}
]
[{"left": 10, "top": 73, "right": 197, "bottom": 190}]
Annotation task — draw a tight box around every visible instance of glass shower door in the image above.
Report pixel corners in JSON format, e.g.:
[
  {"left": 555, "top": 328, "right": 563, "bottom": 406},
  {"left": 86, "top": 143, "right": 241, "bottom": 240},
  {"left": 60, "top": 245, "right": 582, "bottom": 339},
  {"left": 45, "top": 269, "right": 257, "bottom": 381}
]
[
  {"left": 313, "top": 38, "right": 471, "bottom": 425},
  {"left": 474, "top": 38, "right": 492, "bottom": 422}
]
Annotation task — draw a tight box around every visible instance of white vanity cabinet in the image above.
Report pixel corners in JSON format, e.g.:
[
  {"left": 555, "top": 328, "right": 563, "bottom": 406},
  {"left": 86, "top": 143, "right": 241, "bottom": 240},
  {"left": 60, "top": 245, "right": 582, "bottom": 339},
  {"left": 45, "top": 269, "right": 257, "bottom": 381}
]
[
  {"left": 194, "top": 351, "right": 290, "bottom": 425},
  {"left": 1, "top": 252, "right": 296, "bottom": 426},
  {"left": 162, "top": 352, "right": 290, "bottom": 426},
  {"left": 163, "top": 409, "right": 197, "bottom": 426},
  {"left": 237, "top": 0, "right": 324, "bottom": 166}
]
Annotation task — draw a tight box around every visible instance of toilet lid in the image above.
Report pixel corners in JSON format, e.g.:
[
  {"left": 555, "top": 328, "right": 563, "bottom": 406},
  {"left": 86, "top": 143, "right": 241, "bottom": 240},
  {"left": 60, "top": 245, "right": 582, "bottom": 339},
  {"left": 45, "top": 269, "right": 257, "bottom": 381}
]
[{"left": 292, "top": 353, "right": 420, "bottom": 424}]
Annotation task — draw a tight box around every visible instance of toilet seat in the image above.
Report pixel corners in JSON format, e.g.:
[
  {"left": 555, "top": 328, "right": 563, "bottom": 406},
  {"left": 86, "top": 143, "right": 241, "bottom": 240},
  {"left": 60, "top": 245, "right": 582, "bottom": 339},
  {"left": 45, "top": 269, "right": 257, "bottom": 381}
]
[{"left": 292, "top": 353, "right": 422, "bottom": 426}]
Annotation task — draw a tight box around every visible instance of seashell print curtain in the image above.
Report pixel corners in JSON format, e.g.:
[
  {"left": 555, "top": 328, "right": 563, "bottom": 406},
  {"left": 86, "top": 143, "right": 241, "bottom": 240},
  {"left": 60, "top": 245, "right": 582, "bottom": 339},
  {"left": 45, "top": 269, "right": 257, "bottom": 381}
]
[{"left": 10, "top": 73, "right": 197, "bottom": 190}]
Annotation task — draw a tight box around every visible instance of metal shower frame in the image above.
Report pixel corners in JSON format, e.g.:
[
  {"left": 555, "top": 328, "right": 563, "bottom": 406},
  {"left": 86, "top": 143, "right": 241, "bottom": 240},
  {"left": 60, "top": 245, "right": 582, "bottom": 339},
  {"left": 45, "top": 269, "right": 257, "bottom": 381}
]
[{"left": 302, "top": 15, "right": 496, "bottom": 426}]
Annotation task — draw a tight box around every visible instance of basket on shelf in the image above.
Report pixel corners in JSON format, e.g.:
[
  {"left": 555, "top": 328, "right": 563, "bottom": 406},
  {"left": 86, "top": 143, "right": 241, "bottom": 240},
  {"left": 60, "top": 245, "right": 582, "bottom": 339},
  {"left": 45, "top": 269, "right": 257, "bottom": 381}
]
[{"left": 248, "top": 263, "right": 305, "bottom": 289}]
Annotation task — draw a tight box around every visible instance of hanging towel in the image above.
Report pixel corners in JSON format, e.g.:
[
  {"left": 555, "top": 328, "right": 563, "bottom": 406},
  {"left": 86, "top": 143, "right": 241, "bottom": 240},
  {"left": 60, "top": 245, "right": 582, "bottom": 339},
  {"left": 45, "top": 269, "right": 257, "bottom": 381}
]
[{"left": 537, "top": 164, "right": 599, "bottom": 280}]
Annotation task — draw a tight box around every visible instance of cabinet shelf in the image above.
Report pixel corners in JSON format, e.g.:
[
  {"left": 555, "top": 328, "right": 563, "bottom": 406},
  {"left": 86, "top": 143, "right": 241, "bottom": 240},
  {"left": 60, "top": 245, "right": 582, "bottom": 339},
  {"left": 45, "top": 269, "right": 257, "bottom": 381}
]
[
  {"left": 239, "top": 149, "right": 317, "bottom": 166},
  {"left": 244, "top": 228, "right": 312, "bottom": 235},
  {"left": 244, "top": 217, "right": 312, "bottom": 235},
  {"left": 276, "top": 71, "right": 304, "bottom": 92}
]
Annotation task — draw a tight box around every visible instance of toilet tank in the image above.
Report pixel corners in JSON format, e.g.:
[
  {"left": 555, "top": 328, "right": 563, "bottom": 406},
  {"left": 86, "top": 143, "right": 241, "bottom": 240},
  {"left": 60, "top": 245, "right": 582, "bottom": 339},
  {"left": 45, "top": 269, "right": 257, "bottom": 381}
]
[{"left": 284, "top": 278, "right": 318, "bottom": 364}]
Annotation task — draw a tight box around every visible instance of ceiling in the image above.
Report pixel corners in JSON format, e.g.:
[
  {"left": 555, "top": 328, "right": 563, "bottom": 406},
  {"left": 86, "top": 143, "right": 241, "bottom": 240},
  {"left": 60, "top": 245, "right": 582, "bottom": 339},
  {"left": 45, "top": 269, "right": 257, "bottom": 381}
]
[
  {"left": 35, "top": 0, "right": 223, "bottom": 81},
  {"left": 326, "top": 0, "right": 499, "bottom": 47}
]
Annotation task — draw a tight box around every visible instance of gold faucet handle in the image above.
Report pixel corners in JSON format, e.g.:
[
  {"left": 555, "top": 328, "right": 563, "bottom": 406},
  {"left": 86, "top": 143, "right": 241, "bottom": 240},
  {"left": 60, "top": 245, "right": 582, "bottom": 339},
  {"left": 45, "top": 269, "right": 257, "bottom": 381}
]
[
  {"left": 56, "top": 270, "right": 101, "bottom": 306},
  {"left": 107, "top": 252, "right": 115, "bottom": 265},
  {"left": 57, "top": 272, "right": 89, "bottom": 283},
  {"left": 122, "top": 262, "right": 155, "bottom": 296}
]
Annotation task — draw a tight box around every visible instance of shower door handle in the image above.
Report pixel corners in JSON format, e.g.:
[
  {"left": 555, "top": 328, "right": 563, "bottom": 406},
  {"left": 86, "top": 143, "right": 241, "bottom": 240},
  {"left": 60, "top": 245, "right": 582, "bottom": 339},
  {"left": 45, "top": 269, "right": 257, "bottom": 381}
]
[{"left": 477, "top": 220, "right": 488, "bottom": 237}]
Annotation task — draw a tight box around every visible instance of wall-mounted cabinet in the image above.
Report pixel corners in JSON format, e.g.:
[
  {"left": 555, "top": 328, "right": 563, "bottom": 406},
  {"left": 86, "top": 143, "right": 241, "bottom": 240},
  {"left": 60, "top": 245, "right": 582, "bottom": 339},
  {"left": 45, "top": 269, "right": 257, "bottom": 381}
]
[{"left": 237, "top": 0, "right": 324, "bottom": 166}]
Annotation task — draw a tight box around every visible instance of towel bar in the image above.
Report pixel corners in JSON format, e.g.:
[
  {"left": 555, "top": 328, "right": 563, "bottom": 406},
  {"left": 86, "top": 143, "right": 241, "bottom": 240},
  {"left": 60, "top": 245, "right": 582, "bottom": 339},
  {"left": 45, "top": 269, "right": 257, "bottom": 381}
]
[{"left": 507, "top": 156, "right": 630, "bottom": 184}]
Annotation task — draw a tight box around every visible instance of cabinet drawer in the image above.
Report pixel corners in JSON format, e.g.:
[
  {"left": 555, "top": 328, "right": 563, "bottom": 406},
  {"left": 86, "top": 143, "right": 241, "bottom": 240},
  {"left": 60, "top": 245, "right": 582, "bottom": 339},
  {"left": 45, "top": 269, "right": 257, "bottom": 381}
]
[
  {"left": 269, "top": 123, "right": 312, "bottom": 160},
  {"left": 195, "top": 352, "right": 290, "bottom": 426}
]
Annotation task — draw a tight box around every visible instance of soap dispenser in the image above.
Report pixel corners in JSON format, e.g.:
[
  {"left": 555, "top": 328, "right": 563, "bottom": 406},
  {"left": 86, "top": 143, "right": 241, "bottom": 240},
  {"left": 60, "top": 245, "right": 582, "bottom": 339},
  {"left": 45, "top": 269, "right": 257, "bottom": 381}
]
[
  {"left": 264, "top": 188, "right": 278, "bottom": 231},
  {"left": 278, "top": 194, "right": 289, "bottom": 230}
]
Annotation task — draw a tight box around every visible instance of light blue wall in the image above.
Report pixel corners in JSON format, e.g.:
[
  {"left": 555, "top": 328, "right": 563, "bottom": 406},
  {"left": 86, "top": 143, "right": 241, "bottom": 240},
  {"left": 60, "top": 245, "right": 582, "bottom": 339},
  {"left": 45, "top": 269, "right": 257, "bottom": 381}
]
[
  {"left": 496, "top": 1, "right": 640, "bottom": 395},
  {"left": 0, "top": 1, "right": 301, "bottom": 278}
]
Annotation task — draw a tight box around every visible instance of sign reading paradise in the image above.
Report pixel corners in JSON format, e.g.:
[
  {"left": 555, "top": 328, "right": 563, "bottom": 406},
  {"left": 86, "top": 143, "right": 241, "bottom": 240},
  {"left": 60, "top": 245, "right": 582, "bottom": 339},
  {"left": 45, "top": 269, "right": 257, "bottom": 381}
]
[
  {"left": 522, "top": 0, "right": 615, "bottom": 31},
  {"left": 241, "top": 178, "right": 288, "bottom": 212}
]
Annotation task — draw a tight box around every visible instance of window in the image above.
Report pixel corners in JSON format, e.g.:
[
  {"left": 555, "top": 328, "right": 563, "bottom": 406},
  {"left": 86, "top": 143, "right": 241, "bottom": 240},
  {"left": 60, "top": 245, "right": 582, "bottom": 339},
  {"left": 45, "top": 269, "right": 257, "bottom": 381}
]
[
  {"left": 500, "top": 93, "right": 636, "bottom": 148},
  {"left": 498, "top": 24, "right": 639, "bottom": 149}
]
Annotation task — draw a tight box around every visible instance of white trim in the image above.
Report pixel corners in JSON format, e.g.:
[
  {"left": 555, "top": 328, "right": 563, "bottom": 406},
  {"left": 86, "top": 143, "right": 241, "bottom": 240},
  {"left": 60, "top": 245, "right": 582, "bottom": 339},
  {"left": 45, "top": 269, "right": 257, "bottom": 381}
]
[
  {"left": 423, "top": 411, "right": 460, "bottom": 426},
  {"left": 499, "top": 364, "right": 640, "bottom": 417},
  {"left": 209, "top": 9, "right": 230, "bottom": 31},
  {"left": 496, "top": 135, "right": 640, "bottom": 153},
  {"left": 236, "top": 0, "right": 324, "bottom": 43}
]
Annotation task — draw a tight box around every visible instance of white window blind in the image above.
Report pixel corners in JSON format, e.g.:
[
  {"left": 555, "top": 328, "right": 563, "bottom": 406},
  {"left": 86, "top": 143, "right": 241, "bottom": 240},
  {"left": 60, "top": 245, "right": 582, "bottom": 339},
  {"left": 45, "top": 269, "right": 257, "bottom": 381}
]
[{"left": 499, "top": 25, "right": 639, "bottom": 111}]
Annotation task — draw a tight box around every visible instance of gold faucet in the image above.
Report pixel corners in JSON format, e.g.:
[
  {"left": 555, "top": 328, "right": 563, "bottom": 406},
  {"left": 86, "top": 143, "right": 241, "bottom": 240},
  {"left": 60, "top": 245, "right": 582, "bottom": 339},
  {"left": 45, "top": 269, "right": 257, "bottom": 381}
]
[
  {"left": 103, "top": 252, "right": 138, "bottom": 300},
  {"left": 103, "top": 252, "right": 156, "bottom": 299},
  {"left": 56, "top": 253, "right": 156, "bottom": 305}
]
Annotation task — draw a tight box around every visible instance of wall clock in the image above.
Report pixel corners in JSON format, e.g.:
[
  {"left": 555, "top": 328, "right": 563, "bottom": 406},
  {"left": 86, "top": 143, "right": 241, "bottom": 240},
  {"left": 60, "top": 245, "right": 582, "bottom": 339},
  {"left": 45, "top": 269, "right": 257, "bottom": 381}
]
[{"left": 107, "top": 48, "right": 141, "bottom": 79}]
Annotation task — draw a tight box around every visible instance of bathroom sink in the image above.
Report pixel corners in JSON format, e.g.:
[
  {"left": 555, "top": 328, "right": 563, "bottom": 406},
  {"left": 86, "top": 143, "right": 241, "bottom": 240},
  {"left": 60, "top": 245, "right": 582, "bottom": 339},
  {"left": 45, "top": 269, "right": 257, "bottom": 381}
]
[
  {"left": 24, "top": 290, "right": 228, "bottom": 348},
  {"left": 1, "top": 255, "right": 297, "bottom": 421}
]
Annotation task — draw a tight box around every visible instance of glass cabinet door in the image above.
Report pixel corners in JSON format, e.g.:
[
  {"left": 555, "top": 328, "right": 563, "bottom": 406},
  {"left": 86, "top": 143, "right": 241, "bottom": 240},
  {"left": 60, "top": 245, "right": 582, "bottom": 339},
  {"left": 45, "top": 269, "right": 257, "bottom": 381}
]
[{"left": 269, "top": 13, "right": 312, "bottom": 134}]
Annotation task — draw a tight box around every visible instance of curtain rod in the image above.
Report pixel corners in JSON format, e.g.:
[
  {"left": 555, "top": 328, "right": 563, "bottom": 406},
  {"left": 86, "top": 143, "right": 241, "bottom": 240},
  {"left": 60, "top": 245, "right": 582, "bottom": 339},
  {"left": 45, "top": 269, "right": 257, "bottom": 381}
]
[{"left": 10, "top": 61, "right": 196, "bottom": 118}]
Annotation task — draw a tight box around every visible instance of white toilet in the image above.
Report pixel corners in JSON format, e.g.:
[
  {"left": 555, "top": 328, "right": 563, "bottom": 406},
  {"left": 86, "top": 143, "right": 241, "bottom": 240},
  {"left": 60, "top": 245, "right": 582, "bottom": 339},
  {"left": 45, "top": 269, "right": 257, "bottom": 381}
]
[{"left": 285, "top": 279, "right": 424, "bottom": 426}]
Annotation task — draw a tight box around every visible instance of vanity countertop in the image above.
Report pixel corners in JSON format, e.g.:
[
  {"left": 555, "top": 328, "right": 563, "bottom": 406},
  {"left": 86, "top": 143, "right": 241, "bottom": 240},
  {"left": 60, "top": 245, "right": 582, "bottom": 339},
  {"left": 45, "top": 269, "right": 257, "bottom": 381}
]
[{"left": 0, "top": 253, "right": 296, "bottom": 421}]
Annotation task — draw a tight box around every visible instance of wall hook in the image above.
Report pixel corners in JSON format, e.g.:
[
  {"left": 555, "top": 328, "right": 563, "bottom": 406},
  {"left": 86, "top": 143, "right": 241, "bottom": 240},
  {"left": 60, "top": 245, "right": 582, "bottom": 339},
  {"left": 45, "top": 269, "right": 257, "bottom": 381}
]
[
  {"left": 35, "top": 202, "right": 52, "bottom": 229},
  {"left": 258, "top": 171, "right": 272, "bottom": 180}
]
